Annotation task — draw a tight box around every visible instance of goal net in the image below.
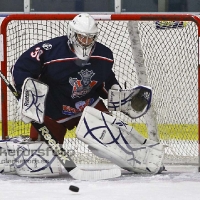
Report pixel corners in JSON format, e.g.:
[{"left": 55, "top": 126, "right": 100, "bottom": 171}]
[{"left": 0, "top": 14, "right": 200, "bottom": 167}]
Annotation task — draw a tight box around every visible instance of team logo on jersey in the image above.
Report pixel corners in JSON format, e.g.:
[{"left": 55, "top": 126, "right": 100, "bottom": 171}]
[
  {"left": 69, "top": 69, "right": 97, "bottom": 98},
  {"left": 62, "top": 98, "right": 94, "bottom": 115},
  {"left": 42, "top": 43, "right": 52, "bottom": 50}
]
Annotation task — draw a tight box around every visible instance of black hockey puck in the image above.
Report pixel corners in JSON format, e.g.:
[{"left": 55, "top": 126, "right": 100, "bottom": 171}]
[{"left": 69, "top": 185, "right": 79, "bottom": 192}]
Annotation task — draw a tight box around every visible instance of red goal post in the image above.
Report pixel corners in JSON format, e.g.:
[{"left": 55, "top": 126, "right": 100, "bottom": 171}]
[{"left": 0, "top": 13, "right": 200, "bottom": 167}]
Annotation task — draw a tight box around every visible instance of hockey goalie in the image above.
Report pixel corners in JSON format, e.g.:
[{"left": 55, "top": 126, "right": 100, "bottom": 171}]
[
  {"left": 0, "top": 80, "right": 165, "bottom": 177},
  {"left": 0, "top": 13, "right": 165, "bottom": 178}
]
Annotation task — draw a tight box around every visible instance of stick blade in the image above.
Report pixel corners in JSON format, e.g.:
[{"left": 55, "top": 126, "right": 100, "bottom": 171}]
[{"left": 69, "top": 167, "right": 121, "bottom": 181}]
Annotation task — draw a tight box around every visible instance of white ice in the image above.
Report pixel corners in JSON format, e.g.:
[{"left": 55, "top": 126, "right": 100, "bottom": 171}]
[{"left": 1, "top": 165, "right": 200, "bottom": 200}]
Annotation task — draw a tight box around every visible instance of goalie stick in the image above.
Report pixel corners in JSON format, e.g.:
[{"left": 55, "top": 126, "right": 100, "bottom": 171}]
[{"left": 0, "top": 71, "right": 121, "bottom": 180}]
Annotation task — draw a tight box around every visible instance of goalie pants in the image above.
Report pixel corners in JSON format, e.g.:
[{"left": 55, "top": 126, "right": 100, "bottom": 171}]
[{"left": 30, "top": 100, "right": 109, "bottom": 143}]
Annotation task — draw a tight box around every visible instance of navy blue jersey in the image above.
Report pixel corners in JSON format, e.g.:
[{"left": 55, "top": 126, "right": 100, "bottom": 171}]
[{"left": 12, "top": 36, "right": 119, "bottom": 121}]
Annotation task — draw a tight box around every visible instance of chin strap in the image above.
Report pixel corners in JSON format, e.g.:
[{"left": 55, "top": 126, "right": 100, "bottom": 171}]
[{"left": 67, "top": 40, "right": 76, "bottom": 54}]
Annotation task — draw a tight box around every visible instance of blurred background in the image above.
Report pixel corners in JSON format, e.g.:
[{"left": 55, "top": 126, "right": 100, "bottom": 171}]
[{"left": 0, "top": 0, "right": 199, "bottom": 13}]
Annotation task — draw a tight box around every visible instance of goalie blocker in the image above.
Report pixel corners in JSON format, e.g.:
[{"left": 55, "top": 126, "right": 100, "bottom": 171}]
[
  {"left": 76, "top": 106, "right": 165, "bottom": 174},
  {"left": 19, "top": 77, "right": 49, "bottom": 124}
]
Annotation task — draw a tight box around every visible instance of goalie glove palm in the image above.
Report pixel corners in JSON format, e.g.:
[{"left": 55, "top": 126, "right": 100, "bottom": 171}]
[{"left": 131, "top": 87, "right": 150, "bottom": 112}]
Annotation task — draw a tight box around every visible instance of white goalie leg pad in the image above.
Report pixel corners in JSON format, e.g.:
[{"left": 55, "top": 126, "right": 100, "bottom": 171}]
[
  {"left": 20, "top": 77, "right": 49, "bottom": 124},
  {"left": 0, "top": 139, "right": 17, "bottom": 174},
  {"left": 76, "top": 106, "right": 165, "bottom": 174},
  {"left": 108, "top": 85, "right": 152, "bottom": 119},
  {"left": 5, "top": 139, "right": 62, "bottom": 177}
]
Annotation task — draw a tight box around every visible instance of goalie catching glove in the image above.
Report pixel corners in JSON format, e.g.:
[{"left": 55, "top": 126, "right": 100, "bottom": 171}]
[
  {"left": 108, "top": 85, "right": 152, "bottom": 119},
  {"left": 18, "top": 78, "right": 49, "bottom": 124}
]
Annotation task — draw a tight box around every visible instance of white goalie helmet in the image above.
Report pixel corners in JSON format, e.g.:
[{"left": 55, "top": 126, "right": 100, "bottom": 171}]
[{"left": 68, "top": 13, "right": 98, "bottom": 61}]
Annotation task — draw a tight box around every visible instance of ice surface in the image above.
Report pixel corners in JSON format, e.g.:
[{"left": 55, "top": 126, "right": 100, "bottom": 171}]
[{"left": 1, "top": 165, "right": 200, "bottom": 200}]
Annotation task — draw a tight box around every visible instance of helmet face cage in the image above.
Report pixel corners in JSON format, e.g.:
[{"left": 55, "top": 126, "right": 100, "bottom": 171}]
[
  {"left": 67, "top": 13, "right": 98, "bottom": 60},
  {"left": 75, "top": 32, "right": 98, "bottom": 48}
]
